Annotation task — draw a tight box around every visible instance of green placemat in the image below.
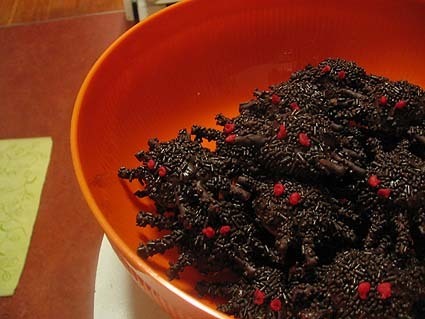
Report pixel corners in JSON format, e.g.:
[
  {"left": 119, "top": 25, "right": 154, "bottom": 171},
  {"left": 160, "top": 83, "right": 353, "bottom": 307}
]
[{"left": 0, "top": 137, "right": 52, "bottom": 296}]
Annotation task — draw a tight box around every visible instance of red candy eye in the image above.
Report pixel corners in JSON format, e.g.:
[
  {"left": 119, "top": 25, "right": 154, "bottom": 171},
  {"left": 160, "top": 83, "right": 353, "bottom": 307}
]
[
  {"left": 338, "top": 70, "right": 346, "bottom": 79},
  {"left": 277, "top": 124, "right": 287, "bottom": 139},
  {"left": 271, "top": 94, "right": 281, "bottom": 105},
  {"left": 290, "top": 102, "right": 300, "bottom": 110},
  {"left": 158, "top": 166, "right": 167, "bottom": 177},
  {"left": 377, "top": 188, "right": 391, "bottom": 198},
  {"left": 289, "top": 192, "right": 301, "bottom": 206},
  {"left": 253, "top": 289, "right": 265, "bottom": 305},
  {"left": 394, "top": 100, "right": 407, "bottom": 109},
  {"left": 348, "top": 120, "right": 358, "bottom": 128},
  {"left": 223, "top": 123, "right": 235, "bottom": 134},
  {"left": 299, "top": 133, "right": 311, "bottom": 147},
  {"left": 358, "top": 281, "right": 371, "bottom": 300},
  {"left": 322, "top": 65, "right": 331, "bottom": 73},
  {"left": 379, "top": 96, "right": 388, "bottom": 106},
  {"left": 377, "top": 282, "right": 392, "bottom": 299},
  {"left": 219, "top": 225, "right": 231, "bottom": 235},
  {"left": 269, "top": 298, "right": 282, "bottom": 311},
  {"left": 202, "top": 227, "right": 215, "bottom": 238},
  {"left": 368, "top": 175, "right": 381, "bottom": 188},
  {"left": 273, "top": 183, "right": 286, "bottom": 197},
  {"left": 147, "top": 159, "right": 156, "bottom": 170},
  {"left": 225, "top": 134, "right": 236, "bottom": 143}
]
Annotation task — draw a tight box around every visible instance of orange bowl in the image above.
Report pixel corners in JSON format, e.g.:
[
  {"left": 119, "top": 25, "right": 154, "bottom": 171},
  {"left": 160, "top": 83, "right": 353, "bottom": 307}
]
[{"left": 71, "top": 0, "right": 425, "bottom": 318}]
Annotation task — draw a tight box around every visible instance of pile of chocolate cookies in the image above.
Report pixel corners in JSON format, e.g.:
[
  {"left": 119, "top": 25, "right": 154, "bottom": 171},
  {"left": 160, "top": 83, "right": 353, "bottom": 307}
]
[{"left": 119, "top": 59, "right": 425, "bottom": 318}]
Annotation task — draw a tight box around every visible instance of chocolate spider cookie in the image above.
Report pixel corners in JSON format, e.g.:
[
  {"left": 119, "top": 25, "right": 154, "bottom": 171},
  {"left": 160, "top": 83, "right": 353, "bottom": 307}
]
[
  {"left": 297, "top": 249, "right": 425, "bottom": 319},
  {"left": 237, "top": 177, "right": 358, "bottom": 268},
  {"left": 290, "top": 58, "right": 367, "bottom": 91},
  {"left": 197, "top": 266, "right": 290, "bottom": 319},
  {"left": 354, "top": 140, "right": 425, "bottom": 255},
  {"left": 118, "top": 129, "right": 214, "bottom": 209},
  {"left": 362, "top": 80, "right": 425, "bottom": 136},
  {"left": 259, "top": 110, "right": 366, "bottom": 180}
]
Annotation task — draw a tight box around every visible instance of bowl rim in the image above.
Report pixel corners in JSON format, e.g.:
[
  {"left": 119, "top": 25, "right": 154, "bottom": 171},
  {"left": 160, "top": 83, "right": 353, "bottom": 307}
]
[{"left": 70, "top": 1, "right": 228, "bottom": 318}]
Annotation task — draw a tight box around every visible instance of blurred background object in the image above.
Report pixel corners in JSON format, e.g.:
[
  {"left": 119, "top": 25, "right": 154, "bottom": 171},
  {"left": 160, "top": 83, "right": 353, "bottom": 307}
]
[{"left": 123, "top": 0, "right": 180, "bottom": 21}]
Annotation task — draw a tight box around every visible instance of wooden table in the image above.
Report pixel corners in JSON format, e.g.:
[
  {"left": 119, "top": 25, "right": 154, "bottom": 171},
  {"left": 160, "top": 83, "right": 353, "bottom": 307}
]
[{"left": 0, "top": 12, "right": 133, "bottom": 319}]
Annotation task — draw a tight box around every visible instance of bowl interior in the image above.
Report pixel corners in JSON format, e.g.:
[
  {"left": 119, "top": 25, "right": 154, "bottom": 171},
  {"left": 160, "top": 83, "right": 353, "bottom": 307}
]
[{"left": 72, "top": 0, "right": 425, "bottom": 315}]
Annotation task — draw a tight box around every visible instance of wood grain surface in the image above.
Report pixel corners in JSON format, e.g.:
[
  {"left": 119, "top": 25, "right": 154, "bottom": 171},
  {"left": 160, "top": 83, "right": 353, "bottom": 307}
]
[{"left": 0, "top": 0, "right": 123, "bottom": 26}]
